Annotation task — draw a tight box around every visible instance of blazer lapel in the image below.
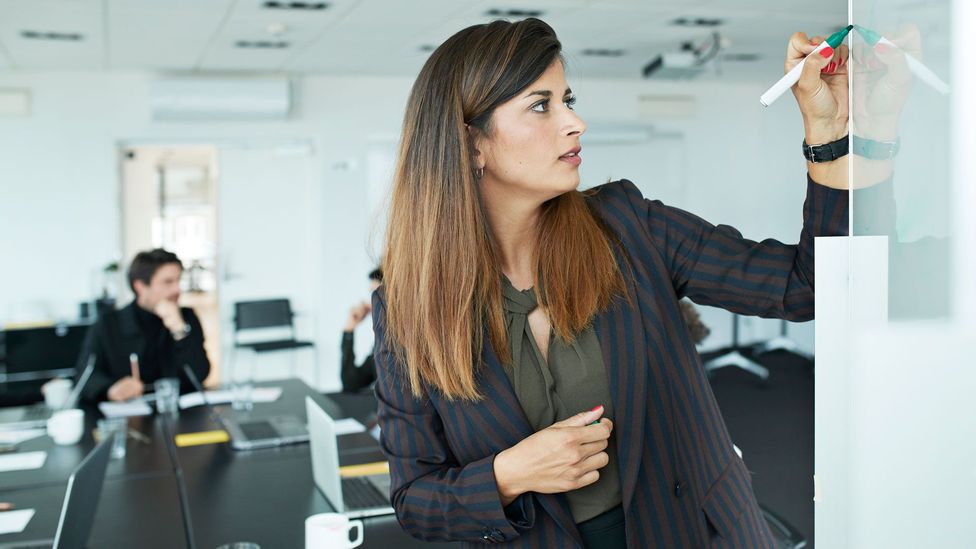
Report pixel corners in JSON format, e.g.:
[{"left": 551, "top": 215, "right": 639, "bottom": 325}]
[
  {"left": 475, "top": 339, "right": 585, "bottom": 548},
  {"left": 591, "top": 271, "right": 649, "bottom": 513}
]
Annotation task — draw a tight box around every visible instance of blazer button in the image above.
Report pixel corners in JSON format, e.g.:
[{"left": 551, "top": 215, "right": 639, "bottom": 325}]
[{"left": 674, "top": 481, "right": 684, "bottom": 498}]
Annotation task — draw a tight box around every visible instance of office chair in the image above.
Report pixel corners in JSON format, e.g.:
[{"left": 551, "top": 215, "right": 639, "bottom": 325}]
[
  {"left": 752, "top": 319, "right": 814, "bottom": 362},
  {"left": 232, "top": 298, "right": 318, "bottom": 387},
  {"left": 704, "top": 314, "right": 770, "bottom": 384},
  {"left": 760, "top": 504, "right": 808, "bottom": 549}
]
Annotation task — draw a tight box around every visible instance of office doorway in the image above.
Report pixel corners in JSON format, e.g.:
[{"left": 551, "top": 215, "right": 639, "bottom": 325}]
[{"left": 119, "top": 144, "right": 222, "bottom": 386}]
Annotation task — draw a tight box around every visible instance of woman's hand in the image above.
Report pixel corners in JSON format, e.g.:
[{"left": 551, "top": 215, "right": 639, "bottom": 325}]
[
  {"left": 788, "top": 32, "right": 850, "bottom": 144},
  {"left": 493, "top": 406, "right": 613, "bottom": 506}
]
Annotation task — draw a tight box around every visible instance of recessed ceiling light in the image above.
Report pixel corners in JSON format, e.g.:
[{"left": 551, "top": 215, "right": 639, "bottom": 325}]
[
  {"left": 580, "top": 48, "right": 626, "bottom": 58},
  {"left": 671, "top": 17, "right": 724, "bottom": 27},
  {"left": 484, "top": 8, "right": 545, "bottom": 18},
  {"left": 266, "top": 23, "right": 288, "bottom": 36},
  {"left": 235, "top": 40, "right": 290, "bottom": 49},
  {"left": 20, "top": 30, "right": 83, "bottom": 41},
  {"left": 262, "top": 1, "right": 328, "bottom": 10}
]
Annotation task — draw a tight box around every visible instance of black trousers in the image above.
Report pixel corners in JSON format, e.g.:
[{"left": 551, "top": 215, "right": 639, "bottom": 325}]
[{"left": 577, "top": 505, "right": 627, "bottom": 549}]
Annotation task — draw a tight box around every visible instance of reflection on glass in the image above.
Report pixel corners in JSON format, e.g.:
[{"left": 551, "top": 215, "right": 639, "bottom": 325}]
[{"left": 851, "top": 0, "right": 952, "bottom": 319}]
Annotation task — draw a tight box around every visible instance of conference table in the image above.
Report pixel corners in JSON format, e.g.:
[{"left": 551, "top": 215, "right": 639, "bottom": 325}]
[{"left": 0, "top": 379, "right": 459, "bottom": 548}]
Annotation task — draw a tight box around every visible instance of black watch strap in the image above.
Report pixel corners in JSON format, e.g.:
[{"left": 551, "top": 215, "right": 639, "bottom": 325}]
[{"left": 802, "top": 134, "right": 849, "bottom": 164}]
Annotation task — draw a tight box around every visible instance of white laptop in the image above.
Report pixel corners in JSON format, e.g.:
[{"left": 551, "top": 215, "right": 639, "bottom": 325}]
[{"left": 305, "top": 396, "right": 394, "bottom": 519}]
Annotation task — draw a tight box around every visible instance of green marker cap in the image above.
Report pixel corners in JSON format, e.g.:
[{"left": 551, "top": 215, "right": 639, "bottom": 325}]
[{"left": 826, "top": 24, "right": 855, "bottom": 48}]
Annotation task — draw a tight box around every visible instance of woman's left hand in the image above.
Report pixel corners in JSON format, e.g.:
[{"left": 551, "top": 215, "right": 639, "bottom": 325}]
[{"left": 787, "top": 32, "right": 850, "bottom": 144}]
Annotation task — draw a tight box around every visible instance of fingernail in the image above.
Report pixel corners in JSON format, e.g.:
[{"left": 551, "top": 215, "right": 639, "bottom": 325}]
[
  {"left": 590, "top": 405, "right": 603, "bottom": 412},
  {"left": 819, "top": 46, "right": 834, "bottom": 58}
]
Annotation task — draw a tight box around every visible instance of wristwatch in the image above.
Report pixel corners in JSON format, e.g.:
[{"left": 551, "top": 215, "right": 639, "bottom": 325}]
[
  {"left": 853, "top": 135, "right": 900, "bottom": 160},
  {"left": 802, "top": 134, "right": 849, "bottom": 164}
]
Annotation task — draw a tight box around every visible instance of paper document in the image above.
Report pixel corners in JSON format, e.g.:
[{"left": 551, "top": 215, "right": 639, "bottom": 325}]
[
  {"left": 333, "top": 418, "right": 366, "bottom": 436},
  {"left": 0, "top": 509, "right": 35, "bottom": 535},
  {"left": 179, "top": 387, "right": 282, "bottom": 409},
  {"left": 0, "top": 451, "right": 47, "bottom": 473},
  {"left": 99, "top": 399, "right": 152, "bottom": 418},
  {"left": 0, "top": 428, "right": 46, "bottom": 445}
]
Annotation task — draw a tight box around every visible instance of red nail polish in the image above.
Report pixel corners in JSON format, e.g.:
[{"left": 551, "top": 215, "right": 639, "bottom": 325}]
[
  {"left": 819, "top": 46, "right": 834, "bottom": 58},
  {"left": 590, "top": 405, "right": 602, "bottom": 412},
  {"left": 875, "top": 44, "right": 889, "bottom": 54}
]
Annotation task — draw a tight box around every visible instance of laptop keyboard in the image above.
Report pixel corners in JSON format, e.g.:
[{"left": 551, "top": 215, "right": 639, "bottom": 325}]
[
  {"left": 341, "top": 476, "right": 390, "bottom": 509},
  {"left": 22, "top": 407, "right": 49, "bottom": 421},
  {"left": 238, "top": 421, "right": 279, "bottom": 441}
]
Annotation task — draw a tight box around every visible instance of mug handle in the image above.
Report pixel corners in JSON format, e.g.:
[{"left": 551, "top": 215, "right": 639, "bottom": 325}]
[{"left": 347, "top": 520, "right": 364, "bottom": 548}]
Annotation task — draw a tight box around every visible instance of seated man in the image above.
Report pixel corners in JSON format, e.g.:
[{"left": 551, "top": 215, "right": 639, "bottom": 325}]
[
  {"left": 340, "top": 267, "right": 382, "bottom": 393},
  {"left": 77, "top": 249, "right": 210, "bottom": 403}
]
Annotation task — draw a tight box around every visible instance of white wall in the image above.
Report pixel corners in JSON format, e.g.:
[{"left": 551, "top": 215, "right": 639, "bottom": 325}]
[{"left": 0, "top": 68, "right": 816, "bottom": 390}]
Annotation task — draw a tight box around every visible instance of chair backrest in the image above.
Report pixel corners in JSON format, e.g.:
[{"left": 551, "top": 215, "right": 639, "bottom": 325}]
[{"left": 234, "top": 298, "right": 295, "bottom": 332}]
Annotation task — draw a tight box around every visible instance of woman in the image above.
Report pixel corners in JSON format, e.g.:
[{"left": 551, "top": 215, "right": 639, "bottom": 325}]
[{"left": 373, "top": 18, "right": 848, "bottom": 548}]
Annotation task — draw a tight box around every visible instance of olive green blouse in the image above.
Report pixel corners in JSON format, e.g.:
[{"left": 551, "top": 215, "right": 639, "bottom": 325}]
[{"left": 500, "top": 276, "right": 622, "bottom": 524}]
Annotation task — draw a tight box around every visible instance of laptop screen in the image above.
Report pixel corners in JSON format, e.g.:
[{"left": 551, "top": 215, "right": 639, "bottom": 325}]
[{"left": 305, "top": 396, "right": 345, "bottom": 512}]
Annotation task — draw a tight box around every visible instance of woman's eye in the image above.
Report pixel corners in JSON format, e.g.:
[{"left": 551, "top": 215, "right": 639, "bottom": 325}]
[
  {"left": 565, "top": 96, "right": 577, "bottom": 109},
  {"left": 531, "top": 100, "right": 549, "bottom": 113}
]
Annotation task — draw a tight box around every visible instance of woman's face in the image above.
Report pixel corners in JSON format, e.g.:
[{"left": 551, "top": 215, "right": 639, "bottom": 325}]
[{"left": 474, "top": 60, "right": 587, "bottom": 203}]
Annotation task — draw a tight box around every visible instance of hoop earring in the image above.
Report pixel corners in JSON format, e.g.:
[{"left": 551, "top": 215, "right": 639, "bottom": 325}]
[{"left": 475, "top": 167, "right": 484, "bottom": 179}]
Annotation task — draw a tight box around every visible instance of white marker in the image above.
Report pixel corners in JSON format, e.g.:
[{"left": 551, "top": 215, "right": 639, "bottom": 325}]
[{"left": 761, "top": 25, "right": 853, "bottom": 108}]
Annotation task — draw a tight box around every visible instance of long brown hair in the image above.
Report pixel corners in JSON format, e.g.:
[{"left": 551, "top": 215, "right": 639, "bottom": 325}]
[{"left": 383, "top": 18, "right": 627, "bottom": 401}]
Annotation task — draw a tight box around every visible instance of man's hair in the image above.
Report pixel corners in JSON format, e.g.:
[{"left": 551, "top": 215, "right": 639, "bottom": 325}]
[
  {"left": 368, "top": 267, "right": 383, "bottom": 282},
  {"left": 128, "top": 248, "right": 183, "bottom": 292}
]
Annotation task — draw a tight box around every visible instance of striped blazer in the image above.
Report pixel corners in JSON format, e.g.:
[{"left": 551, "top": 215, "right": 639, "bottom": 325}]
[{"left": 372, "top": 176, "right": 848, "bottom": 548}]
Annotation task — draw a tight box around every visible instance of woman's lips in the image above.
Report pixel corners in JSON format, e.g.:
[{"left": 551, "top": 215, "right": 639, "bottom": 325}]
[{"left": 559, "top": 151, "right": 581, "bottom": 166}]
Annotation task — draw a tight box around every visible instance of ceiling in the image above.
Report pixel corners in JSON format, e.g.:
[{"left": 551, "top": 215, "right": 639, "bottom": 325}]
[{"left": 0, "top": 0, "right": 847, "bottom": 82}]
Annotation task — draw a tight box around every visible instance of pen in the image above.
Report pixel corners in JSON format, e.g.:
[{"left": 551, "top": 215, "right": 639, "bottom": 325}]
[
  {"left": 761, "top": 25, "right": 854, "bottom": 107},
  {"left": 129, "top": 353, "right": 141, "bottom": 382},
  {"left": 853, "top": 24, "right": 950, "bottom": 95}
]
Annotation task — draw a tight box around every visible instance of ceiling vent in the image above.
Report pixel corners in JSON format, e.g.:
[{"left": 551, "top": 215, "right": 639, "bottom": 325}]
[
  {"left": 581, "top": 48, "right": 625, "bottom": 58},
  {"left": 262, "top": 1, "right": 328, "bottom": 10},
  {"left": 20, "top": 30, "right": 83, "bottom": 41},
  {"left": 670, "top": 17, "right": 723, "bottom": 27},
  {"left": 484, "top": 8, "right": 545, "bottom": 18},
  {"left": 235, "top": 40, "right": 290, "bottom": 49}
]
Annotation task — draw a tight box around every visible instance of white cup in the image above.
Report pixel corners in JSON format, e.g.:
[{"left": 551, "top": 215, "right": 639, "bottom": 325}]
[
  {"left": 42, "top": 378, "right": 73, "bottom": 409},
  {"left": 46, "top": 408, "right": 85, "bottom": 445},
  {"left": 305, "top": 513, "right": 363, "bottom": 548}
]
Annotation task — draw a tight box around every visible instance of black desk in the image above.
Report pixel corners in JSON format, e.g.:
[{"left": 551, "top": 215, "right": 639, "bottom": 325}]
[{"left": 0, "top": 380, "right": 453, "bottom": 548}]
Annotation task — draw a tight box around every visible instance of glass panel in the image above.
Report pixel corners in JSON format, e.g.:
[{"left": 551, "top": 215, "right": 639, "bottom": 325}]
[{"left": 851, "top": 0, "right": 953, "bottom": 319}]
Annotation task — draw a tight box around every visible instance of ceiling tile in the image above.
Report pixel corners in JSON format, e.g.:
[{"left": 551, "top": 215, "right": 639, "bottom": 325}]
[
  {"left": 0, "top": 0, "right": 105, "bottom": 69},
  {"left": 107, "top": 1, "right": 233, "bottom": 70}
]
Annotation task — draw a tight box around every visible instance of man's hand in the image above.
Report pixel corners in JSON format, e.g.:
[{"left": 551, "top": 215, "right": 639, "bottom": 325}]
[
  {"left": 154, "top": 300, "right": 188, "bottom": 340},
  {"left": 107, "top": 376, "right": 145, "bottom": 402},
  {"left": 343, "top": 301, "right": 372, "bottom": 332}
]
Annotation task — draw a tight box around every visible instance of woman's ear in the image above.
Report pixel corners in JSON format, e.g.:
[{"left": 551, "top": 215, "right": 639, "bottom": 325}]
[{"left": 465, "top": 124, "right": 486, "bottom": 170}]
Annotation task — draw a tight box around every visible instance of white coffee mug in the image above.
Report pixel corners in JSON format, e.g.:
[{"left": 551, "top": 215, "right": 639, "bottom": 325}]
[
  {"left": 47, "top": 408, "right": 84, "bottom": 445},
  {"left": 305, "top": 513, "right": 363, "bottom": 548},
  {"left": 42, "top": 378, "right": 73, "bottom": 409}
]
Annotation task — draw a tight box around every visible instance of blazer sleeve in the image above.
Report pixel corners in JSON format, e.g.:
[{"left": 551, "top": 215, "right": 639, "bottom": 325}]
[
  {"left": 620, "top": 174, "right": 848, "bottom": 321},
  {"left": 371, "top": 290, "right": 535, "bottom": 543},
  {"left": 173, "top": 308, "right": 211, "bottom": 392},
  {"left": 340, "top": 332, "right": 377, "bottom": 392}
]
